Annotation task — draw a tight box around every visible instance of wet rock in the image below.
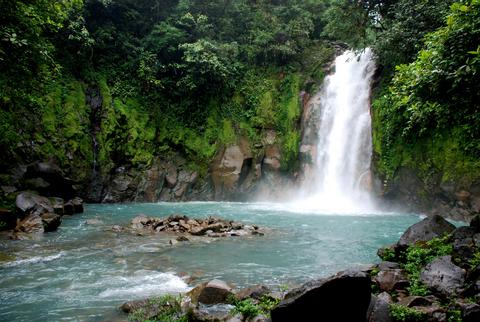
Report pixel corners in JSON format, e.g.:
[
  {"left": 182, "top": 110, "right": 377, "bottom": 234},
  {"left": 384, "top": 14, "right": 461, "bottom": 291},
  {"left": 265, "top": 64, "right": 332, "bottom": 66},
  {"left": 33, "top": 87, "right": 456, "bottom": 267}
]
[
  {"left": 63, "top": 200, "right": 74, "bottom": 215},
  {"left": 49, "top": 197, "right": 64, "bottom": 215},
  {"left": 176, "top": 236, "right": 189, "bottom": 242},
  {"left": 367, "top": 292, "right": 392, "bottom": 322},
  {"left": 397, "top": 215, "right": 455, "bottom": 247},
  {"left": 0, "top": 208, "right": 16, "bottom": 230},
  {"left": 191, "top": 303, "right": 235, "bottom": 321},
  {"left": 85, "top": 219, "right": 103, "bottom": 225},
  {"left": 15, "top": 192, "right": 54, "bottom": 216},
  {"left": 71, "top": 197, "right": 84, "bottom": 213},
  {"left": 197, "top": 279, "right": 235, "bottom": 305},
  {"left": 14, "top": 213, "right": 44, "bottom": 234},
  {"left": 397, "top": 296, "right": 434, "bottom": 307},
  {"left": 470, "top": 214, "right": 480, "bottom": 233},
  {"left": 374, "top": 269, "right": 409, "bottom": 292},
  {"left": 377, "top": 261, "right": 400, "bottom": 270},
  {"left": 40, "top": 213, "right": 61, "bottom": 232},
  {"left": 420, "top": 255, "right": 466, "bottom": 297},
  {"left": 236, "top": 285, "right": 271, "bottom": 301},
  {"left": 270, "top": 270, "right": 371, "bottom": 322},
  {"left": 129, "top": 214, "right": 265, "bottom": 238},
  {"left": 187, "top": 282, "right": 208, "bottom": 305}
]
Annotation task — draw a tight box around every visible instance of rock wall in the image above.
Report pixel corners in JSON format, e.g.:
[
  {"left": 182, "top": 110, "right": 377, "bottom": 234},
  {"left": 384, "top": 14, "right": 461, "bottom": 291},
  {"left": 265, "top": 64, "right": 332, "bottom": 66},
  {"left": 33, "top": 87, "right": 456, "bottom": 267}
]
[{"left": 379, "top": 167, "right": 480, "bottom": 222}]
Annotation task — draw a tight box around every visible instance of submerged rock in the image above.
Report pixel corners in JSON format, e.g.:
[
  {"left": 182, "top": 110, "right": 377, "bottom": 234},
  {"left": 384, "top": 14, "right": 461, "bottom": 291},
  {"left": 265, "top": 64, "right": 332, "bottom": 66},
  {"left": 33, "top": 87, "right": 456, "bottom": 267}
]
[{"left": 270, "top": 270, "right": 371, "bottom": 322}]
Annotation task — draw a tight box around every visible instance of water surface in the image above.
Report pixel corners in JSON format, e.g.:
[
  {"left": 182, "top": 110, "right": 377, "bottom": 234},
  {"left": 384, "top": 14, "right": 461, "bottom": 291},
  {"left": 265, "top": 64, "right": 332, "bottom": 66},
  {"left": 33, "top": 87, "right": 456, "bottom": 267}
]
[{"left": 0, "top": 202, "right": 422, "bottom": 321}]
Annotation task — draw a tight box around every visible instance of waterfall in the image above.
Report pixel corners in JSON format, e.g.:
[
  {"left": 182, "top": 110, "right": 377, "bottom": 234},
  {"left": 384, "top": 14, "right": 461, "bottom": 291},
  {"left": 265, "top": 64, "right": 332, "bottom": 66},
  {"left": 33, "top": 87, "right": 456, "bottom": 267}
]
[{"left": 297, "top": 49, "right": 376, "bottom": 213}]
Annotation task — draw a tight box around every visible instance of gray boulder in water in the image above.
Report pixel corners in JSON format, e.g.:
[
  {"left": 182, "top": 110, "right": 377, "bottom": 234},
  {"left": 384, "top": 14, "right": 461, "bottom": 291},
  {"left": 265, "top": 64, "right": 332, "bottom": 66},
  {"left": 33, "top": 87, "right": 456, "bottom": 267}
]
[{"left": 397, "top": 215, "right": 455, "bottom": 247}]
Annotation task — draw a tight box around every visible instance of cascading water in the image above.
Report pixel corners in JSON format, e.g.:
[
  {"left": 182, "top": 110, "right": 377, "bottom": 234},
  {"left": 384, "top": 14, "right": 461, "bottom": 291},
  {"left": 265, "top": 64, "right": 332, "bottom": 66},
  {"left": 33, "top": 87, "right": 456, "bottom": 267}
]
[{"left": 297, "top": 49, "right": 376, "bottom": 213}]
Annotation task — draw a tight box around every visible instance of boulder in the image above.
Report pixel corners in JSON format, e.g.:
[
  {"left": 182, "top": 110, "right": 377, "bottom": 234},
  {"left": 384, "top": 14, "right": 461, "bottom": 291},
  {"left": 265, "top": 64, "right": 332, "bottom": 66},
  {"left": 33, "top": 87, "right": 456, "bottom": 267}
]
[
  {"left": 25, "top": 161, "right": 76, "bottom": 199},
  {"left": 452, "top": 227, "right": 476, "bottom": 268},
  {"left": 197, "top": 279, "right": 235, "bottom": 305},
  {"left": 457, "top": 301, "right": 480, "bottom": 322},
  {"left": 236, "top": 285, "right": 271, "bottom": 301},
  {"left": 470, "top": 214, "right": 480, "bottom": 233},
  {"left": 0, "top": 208, "right": 16, "bottom": 230},
  {"left": 377, "top": 261, "right": 400, "bottom": 270},
  {"left": 71, "top": 197, "right": 84, "bottom": 213},
  {"left": 190, "top": 303, "right": 235, "bottom": 322},
  {"left": 63, "top": 200, "right": 74, "bottom": 215},
  {"left": 14, "top": 213, "right": 44, "bottom": 234},
  {"left": 367, "top": 292, "right": 392, "bottom": 322},
  {"left": 420, "top": 255, "right": 466, "bottom": 296},
  {"left": 397, "top": 215, "right": 455, "bottom": 247},
  {"left": 374, "top": 269, "right": 409, "bottom": 292},
  {"left": 15, "top": 192, "right": 53, "bottom": 216},
  {"left": 270, "top": 270, "right": 371, "bottom": 322},
  {"left": 40, "top": 213, "right": 61, "bottom": 232},
  {"left": 49, "top": 197, "right": 64, "bottom": 215}
]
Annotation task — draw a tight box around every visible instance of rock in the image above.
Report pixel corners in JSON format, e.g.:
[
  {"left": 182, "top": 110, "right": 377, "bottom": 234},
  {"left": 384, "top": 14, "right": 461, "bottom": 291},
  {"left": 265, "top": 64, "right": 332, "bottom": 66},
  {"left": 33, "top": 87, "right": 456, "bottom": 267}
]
[
  {"left": 85, "top": 219, "right": 103, "bottom": 225},
  {"left": 377, "top": 261, "right": 400, "bottom": 270},
  {"left": 270, "top": 270, "right": 371, "bottom": 322},
  {"left": 176, "top": 236, "right": 189, "bottom": 242},
  {"left": 15, "top": 191, "right": 54, "bottom": 216},
  {"left": 263, "top": 145, "right": 281, "bottom": 172},
  {"left": 197, "top": 279, "right": 235, "bottom": 305},
  {"left": 397, "top": 296, "right": 433, "bottom": 307},
  {"left": 397, "top": 215, "right": 455, "bottom": 247},
  {"left": 247, "top": 315, "right": 270, "bottom": 322},
  {"left": 457, "top": 301, "right": 480, "bottom": 322},
  {"left": 120, "top": 298, "right": 150, "bottom": 313},
  {"left": 420, "top": 255, "right": 466, "bottom": 296},
  {"left": 452, "top": 226, "right": 476, "bottom": 267},
  {"left": 367, "top": 292, "right": 392, "bottom": 322},
  {"left": 191, "top": 303, "right": 235, "bottom": 322},
  {"left": 470, "top": 214, "right": 480, "bottom": 233},
  {"left": 374, "top": 269, "right": 408, "bottom": 292},
  {"left": 0, "top": 208, "right": 16, "bottom": 230},
  {"left": 63, "top": 200, "right": 74, "bottom": 215},
  {"left": 226, "top": 313, "right": 244, "bottom": 322},
  {"left": 187, "top": 282, "right": 207, "bottom": 305},
  {"left": 14, "top": 213, "right": 44, "bottom": 234},
  {"left": 49, "top": 197, "right": 64, "bottom": 215},
  {"left": 40, "top": 213, "right": 61, "bottom": 232},
  {"left": 71, "top": 197, "right": 84, "bottom": 213},
  {"left": 25, "top": 161, "right": 76, "bottom": 199},
  {"left": 236, "top": 285, "right": 271, "bottom": 301}
]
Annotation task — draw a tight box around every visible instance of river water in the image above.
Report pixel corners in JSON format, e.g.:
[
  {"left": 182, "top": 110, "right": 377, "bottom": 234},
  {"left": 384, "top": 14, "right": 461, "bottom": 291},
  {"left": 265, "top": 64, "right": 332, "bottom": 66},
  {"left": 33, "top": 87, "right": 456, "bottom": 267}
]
[{"left": 0, "top": 202, "right": 422, "bottom": 321}]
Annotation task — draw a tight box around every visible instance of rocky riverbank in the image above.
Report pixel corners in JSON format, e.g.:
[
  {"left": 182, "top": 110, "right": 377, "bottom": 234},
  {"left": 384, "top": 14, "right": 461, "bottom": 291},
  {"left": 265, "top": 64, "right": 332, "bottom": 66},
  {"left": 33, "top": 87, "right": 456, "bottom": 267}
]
[
  {"left": 121, "top": 214, "right": 480, "bottom": 322},
  {"left": 0, "top": 161, "right": 85, "bottom": 239}
]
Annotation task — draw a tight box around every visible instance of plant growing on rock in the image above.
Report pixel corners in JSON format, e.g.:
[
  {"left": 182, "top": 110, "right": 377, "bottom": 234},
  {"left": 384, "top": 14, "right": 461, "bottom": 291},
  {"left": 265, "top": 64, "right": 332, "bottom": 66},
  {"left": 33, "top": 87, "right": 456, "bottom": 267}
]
[
  {"left": 389, "top": 303, "right": 427, "bottom": 322},
  {"left": 128, "top": 295, "right": 188, "bottom": 322},
  {"left": 402, "top": 234, "right": 453, "bottom": 296}
]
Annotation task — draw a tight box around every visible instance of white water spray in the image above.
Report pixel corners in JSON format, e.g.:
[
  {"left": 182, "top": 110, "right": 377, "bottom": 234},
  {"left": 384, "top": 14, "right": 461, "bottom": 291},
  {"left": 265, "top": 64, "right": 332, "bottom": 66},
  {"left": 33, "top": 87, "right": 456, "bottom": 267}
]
[{"left": 296, "top": 49, "right": 376, "bottom": 213}]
